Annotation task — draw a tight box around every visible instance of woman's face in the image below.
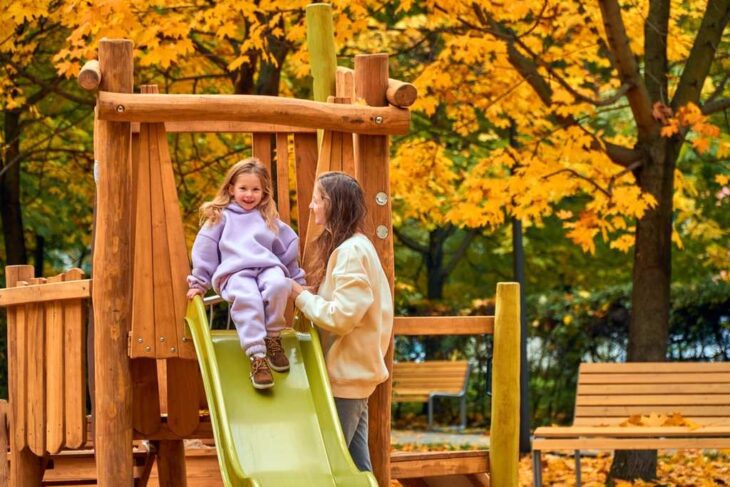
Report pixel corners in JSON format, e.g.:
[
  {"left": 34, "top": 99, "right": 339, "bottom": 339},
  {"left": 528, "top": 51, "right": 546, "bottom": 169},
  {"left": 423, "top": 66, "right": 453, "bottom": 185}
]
[{"left": 310, "top": 183, "right": 328, "bottom": 226}]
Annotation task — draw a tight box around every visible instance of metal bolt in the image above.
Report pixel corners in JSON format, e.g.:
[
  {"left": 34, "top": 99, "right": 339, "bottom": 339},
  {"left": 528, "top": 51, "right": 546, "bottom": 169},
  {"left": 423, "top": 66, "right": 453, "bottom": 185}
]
[
  {"left": 116, "top": 104, "right": 125, "bottom": 113},
  {"left": 376, "top": 225, "right": 389, "bottom": 239},
  {"left": 373, "top": 115, "right": 384, "bottom": 124},
  {"left": 145, "top": 346, "right": 151, "bottom": 352},
  {"left": 159, "top": 336, "right": 166, "bottom": 342},
  {"left": 137, "top": 337, "right": 143, "bottom": 343},
  {"left": 170, "top": 347, "right": 177, "bottom": 353},
  {"left": 375, "top": 192, "right": 388, "bottom": 206},
  {"left": 182, "top": 336, "right": 189, "bottom": 342}
]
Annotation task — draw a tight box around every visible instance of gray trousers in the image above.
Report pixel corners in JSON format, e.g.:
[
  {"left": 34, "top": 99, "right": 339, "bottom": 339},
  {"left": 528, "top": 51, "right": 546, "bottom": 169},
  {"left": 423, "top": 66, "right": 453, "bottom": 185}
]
[{"left": 334, "top": 398, "right": 372, "bottom": 472}]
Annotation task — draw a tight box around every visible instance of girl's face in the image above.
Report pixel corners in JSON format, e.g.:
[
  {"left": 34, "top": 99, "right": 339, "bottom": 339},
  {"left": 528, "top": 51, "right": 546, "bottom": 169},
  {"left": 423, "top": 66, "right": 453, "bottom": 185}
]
[
  {"left": 310, "top": 184, "right": 328, "bottom": 225},
  {"left": 229, "top": 172, "right": 263, "bottom": 211}
]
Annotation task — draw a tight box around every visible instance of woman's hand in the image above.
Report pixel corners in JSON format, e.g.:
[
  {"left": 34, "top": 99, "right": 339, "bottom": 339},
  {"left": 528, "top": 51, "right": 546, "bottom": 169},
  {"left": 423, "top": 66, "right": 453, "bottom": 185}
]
[
  {"left": 187, "top": 288, "right": 204, "bottom": 300},
  {"left": 290, "top": 280, "right": 314, "bottom": 299}
]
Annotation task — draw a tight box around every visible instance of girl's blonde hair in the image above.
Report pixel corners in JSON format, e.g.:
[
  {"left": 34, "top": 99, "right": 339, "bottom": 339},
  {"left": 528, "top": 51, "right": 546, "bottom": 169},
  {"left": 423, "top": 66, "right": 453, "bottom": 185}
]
[
  {"left": 199, "top": 158, "right": 279, "bottom": 232},
  {"left": 308, "top": 172, "right": 367, "bottom": 288}
]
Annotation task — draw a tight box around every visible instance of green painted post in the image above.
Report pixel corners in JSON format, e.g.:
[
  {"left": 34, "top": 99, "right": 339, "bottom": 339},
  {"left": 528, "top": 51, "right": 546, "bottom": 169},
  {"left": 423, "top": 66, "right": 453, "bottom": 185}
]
[
  {"left": 491, "top": 282, "right": 521, "bottom": 487},
  {"left": 306, "top": 3, "right": 338, "bottom": 104}
]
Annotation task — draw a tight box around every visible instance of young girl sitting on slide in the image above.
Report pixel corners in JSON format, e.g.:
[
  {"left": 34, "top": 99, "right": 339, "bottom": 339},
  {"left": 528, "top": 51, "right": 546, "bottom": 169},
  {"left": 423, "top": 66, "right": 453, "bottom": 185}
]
[
  {"left": 187, "top": 158, "right": 306, "bottom": 390},
  {"left": 290, "top": 172, "right": 394, "bottom": 472}
]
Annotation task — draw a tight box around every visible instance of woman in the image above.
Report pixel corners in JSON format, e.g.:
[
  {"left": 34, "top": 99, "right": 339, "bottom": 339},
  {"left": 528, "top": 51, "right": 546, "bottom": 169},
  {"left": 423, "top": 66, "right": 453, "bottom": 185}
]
[{"left": 290, "top": 171, "right": 393, "bottom": 472}]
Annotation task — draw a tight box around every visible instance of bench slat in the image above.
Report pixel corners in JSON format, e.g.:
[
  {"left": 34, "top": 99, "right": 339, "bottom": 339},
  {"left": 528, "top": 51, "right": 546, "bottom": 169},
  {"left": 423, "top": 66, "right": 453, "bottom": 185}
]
[
  {"left": 579, "top": 373, "right": 730, "bottom": 384},
  {"left": 578, "top": 383, "right": 730, "bottom": 395},
  {"left": 533, "top": 437, "right": 730, "bottom": 451},
  {"left": 576, "top": 394, "right": 730, "bottom": 406},
  {"left": 580, "top": 362, "right": 730, "bottom": 373},
  {"left": 571, "top": 417, "right": 730, "bottom": 426},
  {"left": 575, "top": 405, "right": 730, "bottom": 417},
  {"left": 534, "top": 426, "right": 730, "bottom": 438}
]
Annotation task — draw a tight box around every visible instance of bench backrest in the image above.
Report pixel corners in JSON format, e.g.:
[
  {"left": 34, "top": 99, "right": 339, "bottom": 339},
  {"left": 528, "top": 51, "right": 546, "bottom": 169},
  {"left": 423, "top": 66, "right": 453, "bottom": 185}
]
[
  {"left": 393, "top": 360, "right": 470, "bottom": 396},
  {"left": 574, "top": 362, "right": 730, "bottom": 426}
]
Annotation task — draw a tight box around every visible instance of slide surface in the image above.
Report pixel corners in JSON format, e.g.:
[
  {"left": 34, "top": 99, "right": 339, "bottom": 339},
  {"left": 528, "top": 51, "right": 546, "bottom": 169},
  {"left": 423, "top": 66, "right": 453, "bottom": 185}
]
[{"left": 186, "top": 297, "right": 378, "bottom": 487}]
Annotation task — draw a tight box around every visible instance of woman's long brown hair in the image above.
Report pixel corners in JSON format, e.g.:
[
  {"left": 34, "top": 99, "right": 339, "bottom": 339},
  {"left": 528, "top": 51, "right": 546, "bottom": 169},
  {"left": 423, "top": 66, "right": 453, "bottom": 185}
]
[{"left": 308, "top": 172, "right": 367, "bottom": 288}]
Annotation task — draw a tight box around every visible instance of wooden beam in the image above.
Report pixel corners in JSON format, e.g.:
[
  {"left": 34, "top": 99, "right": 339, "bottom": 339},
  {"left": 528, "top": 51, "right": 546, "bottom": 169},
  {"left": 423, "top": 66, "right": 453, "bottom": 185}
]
[
  {"left": 391, "top": 450, "right": 489, "bottom": 479},
  {"left": 337, "top": 67, "right": 417, "bottom": 107},
  {"left": 131, "top": 121, "right": 316, "bottom": 134},
  {"left": 355, "top": 52, "right": 394, "bottom": 487},
  {"left": 78, "top": 60, "right": 101, "bottom": 90},
  {"left": 97, "top": 92, "right": 410, "bottom": 136},
  {"left": 154, "top": 440, "right": 187, "bottom": 487},
  {"left": 394, "top": 316, "right": 494, "bottom": 336},
  {"left": 94, "top": 38, "right": 135, "bottom": 486},
  {"left": 0, "top": 279, "right": 91, "bottom": 307}
]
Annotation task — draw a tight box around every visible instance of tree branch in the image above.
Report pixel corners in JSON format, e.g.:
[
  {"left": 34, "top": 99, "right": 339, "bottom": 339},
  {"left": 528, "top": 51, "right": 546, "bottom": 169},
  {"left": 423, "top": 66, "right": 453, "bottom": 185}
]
[
  {"left": 672, "top": 0, "right": 730, "bottom": 110},
  {"left": 541, "top": 168, "right": 612, "bottom": 197},
  {"left": 393, "top": 226, "right": 429, "bottom": 254},
  {"left": 443, "top": 228, "right": 480, "bottom": 277},
  {"left": 597, "top": 0, "right": 656, "bottom": 138},
  {"left": 702, "top": 97, "right": 730, "bottom": 115}
]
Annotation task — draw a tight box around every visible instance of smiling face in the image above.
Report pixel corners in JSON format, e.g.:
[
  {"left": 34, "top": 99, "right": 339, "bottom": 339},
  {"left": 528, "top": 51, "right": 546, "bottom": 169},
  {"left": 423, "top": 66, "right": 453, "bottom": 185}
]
[
  {"left": 229, "top": 172, "right": 263, "bottom": 211},
  {"left": 309, "top": 183, "right": 328, "bottom": 226}
]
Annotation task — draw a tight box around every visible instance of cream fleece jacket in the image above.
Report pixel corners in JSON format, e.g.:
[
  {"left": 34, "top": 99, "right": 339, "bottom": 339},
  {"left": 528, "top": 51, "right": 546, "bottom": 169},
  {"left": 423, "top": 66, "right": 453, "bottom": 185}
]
[{"left": 295, "top": 233, "right": 393, "bottom": 399}]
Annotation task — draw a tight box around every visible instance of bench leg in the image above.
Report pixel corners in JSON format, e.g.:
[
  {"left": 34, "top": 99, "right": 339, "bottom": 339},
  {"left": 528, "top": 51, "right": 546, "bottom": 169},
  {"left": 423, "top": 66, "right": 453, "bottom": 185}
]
[
  {"left": 532, "top": 450, "right": 542, "bottom": 487},
  {"left": 428, "top": 396, "right": 434, "bottom": 430},
  {"left": 575, "top": 450, "right": 581, "bottom": 487},
  {"left": 460, "top": 396, "right": 466, "bottom": 431}
]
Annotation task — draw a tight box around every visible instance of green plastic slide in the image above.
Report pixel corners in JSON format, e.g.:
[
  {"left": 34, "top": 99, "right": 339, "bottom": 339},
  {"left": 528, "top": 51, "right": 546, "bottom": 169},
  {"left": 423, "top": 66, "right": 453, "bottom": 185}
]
[{"left": 185, "top": 297, "right": 378, "bottom": 487}]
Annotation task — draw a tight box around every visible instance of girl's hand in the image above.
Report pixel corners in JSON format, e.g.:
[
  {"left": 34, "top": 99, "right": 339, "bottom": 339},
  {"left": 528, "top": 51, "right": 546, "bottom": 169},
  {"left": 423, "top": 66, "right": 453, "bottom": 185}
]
[
  {"left": 187, "top": 288, "right": 204, "bottom": 300},
  {"left": 290, "top": 280, "right": 315, "bottom": 299}
]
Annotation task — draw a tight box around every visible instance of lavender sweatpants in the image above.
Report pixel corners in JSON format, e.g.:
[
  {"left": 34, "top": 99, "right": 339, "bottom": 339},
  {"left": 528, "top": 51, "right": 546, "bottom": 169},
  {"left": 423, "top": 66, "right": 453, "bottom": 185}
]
[{"left": 220, "top": 267, "right": 290, "bottom": 357}]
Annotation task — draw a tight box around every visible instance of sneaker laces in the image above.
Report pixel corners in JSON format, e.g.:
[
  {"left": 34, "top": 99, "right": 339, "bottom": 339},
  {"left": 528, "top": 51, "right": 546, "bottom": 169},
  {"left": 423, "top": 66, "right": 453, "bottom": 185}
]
[
  {"left": 250, "top": 356, "right": 268, "bottom": 374},
  {"left": 265, "top": 337, "right": 283, "bottom": 355}
]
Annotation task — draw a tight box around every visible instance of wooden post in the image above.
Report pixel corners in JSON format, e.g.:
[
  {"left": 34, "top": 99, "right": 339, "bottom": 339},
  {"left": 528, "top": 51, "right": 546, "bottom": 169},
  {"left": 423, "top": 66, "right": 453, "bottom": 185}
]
[
  {"left": 306, "top": 4, "right": 337, "bottom": 104},
  {"left": 490, "top": 282, "right": 520, "bottom": 487},
  {"left": 154, "top": 440, "right": 187, "bottom": 486},
  {"left": 354, "top": 53, "right": 394, "bottom": 487},
  {"left": 6, "top": 265, "right": 45, "bottom": 486},
  {"left": 0, "top": 400, "right": 8, "bottom": 486},
  {"left": 93, "top": 38, "right": 135, "bottom": 486}
]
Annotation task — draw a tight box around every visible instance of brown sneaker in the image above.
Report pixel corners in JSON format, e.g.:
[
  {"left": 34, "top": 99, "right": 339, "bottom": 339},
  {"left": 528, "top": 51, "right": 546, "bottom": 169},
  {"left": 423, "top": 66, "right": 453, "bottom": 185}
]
[
  {"left": 264, "top": 336, "right": 290, "bottom": 372},
  {"left": 249, "top": 355, "right": 274, "bottom": 390}
]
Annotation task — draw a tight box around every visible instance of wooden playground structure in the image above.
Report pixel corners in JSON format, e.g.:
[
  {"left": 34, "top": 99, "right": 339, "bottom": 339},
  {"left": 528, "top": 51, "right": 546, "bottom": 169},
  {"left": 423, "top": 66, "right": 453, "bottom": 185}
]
[{"left": 0, "top": 5, "right": 520, "bottom": 486}]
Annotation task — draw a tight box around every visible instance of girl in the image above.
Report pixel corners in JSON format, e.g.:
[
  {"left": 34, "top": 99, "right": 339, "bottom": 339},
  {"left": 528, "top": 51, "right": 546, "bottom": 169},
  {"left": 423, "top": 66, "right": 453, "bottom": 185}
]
[
  {"left": 290, "top": 172, "right": 393, "bottom": 472},
  {"left": 187, "top": 158, "right": 306, "bottom": 390}
]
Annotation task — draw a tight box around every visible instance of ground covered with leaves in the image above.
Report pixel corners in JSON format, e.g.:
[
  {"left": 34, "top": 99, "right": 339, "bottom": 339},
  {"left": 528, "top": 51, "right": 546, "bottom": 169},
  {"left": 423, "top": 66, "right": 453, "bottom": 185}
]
[{"left": 391, "top": 443, "right": 730, "bottom": 486}]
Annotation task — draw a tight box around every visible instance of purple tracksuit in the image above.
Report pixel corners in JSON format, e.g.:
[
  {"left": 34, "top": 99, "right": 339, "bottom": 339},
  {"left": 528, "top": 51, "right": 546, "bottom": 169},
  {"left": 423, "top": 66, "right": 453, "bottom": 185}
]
[{"left": 187, "top": 203, "right": 306, "bottom": 356}]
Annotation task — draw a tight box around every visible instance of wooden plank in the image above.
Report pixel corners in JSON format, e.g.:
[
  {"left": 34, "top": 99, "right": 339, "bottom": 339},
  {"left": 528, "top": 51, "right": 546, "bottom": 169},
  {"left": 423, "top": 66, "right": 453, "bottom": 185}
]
[
  {"left": 293, "top": 132, "right": 318, "bottom": 247},
  {"left": 131, "top": 359, "right": 162, "bottom": 436},
  {"left": 392, "top": 396, "right": 429, "bottom": 403},
  {"left": 154, "top": 439, "right": 187, "bottom": 486},
  {"left": 93, "top": 38, "right": 135, "bottom": 485},
  {"left": 576, "top": 394, "right": 730, "bottom": 406},
  {"left": 275, "top": 133, "right": 291, "bottom": 224},
  {"left": 252, "top": 133, "right": 273, "bottom": 174},
  {"left": 532, "top": 437, "right": 730, "bottom": 450},
  {"left": 156, "top": 121, "right": 195, "bottom": 359},
  {"left": 335, "top": 67, "right": 355, "bottom": 99},
  {"left": 45, "top": 273, "right": 65, "bottom": 454},
  {"left": 390, "top": 450, "right": 489, "bottom": 479},
  {"left": 355, "top": 53, "right": 394, "bottom": 487},
  {"left": 579, "top": 373, "right": 730, "bottom": 384},
  {"left": 394, "top": 316, "right": 494, "bottom": 336},
  {"left": 534, "top": 426, "right": 730, "bottom": 438},
  {"left": 98, "top": 91, "right": 411, "bottom": 136},
  {"left": 575, "top": 405, "right": 730, "bottom": 417},
  {"left": 6, "top": 265, "right": 34, "bottom": 452},
  {"left": 149, "top": 120, "right": 180, "bottom": 359},
  {"left": 578, "top": 383, "right": 730, "bottom": 395},
  {"left": 394, "top": 360, "right": 469, "bottom": 370},
  {"left": 0, "top": 279, "right": 91, "bottom": 307},
  {"left": 580, "top": 362, "right": 730, "bottom": 373},
  {"left": 130, "top": 121, "right": 156, "bottom": 358},
  {"left": 165, "top": 359, "right": 202, "bottom": 437},
  {"left": 63, "top": 268, "right": 87, "bottom": 449},
  {"left": 0, "top": 400, "right": 7, "bottom": 485},
  {"left": 26, "top": 277, "right": 46, "bottom": 456},
  {"left": 572, "top": 417, "right": 730, "bottom": 426},
  {"left": 131, "top": 121, "right": 316, "bottom": 134}
]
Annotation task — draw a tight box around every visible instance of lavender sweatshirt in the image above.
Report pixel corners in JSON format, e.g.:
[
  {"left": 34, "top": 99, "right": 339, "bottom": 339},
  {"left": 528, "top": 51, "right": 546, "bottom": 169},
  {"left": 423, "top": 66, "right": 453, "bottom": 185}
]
[{"left": 187, "top": 203, "right": 306, "bottom": 293}]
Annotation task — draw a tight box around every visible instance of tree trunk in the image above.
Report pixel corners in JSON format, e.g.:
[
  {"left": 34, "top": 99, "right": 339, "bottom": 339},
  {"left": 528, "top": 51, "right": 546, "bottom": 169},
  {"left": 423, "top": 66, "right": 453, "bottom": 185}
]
[
  {"left": 425, "top": 227, "right": 449, "bottom": 300},
  {"left": 1, "top": 109, "right": 28, "bottom": 265},
  {"left": 608, "top": 137, "right": 678, "bottom": 483}
]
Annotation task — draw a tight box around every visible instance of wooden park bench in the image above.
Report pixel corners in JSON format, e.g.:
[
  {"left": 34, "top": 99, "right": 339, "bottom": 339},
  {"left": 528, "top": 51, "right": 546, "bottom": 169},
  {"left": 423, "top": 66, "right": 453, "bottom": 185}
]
[
  {"left": 392, "top": 360, "right": 471, "bottom": 430},
  {"left": 532, "top": 362, "right": 730, "bottom": 486}
]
